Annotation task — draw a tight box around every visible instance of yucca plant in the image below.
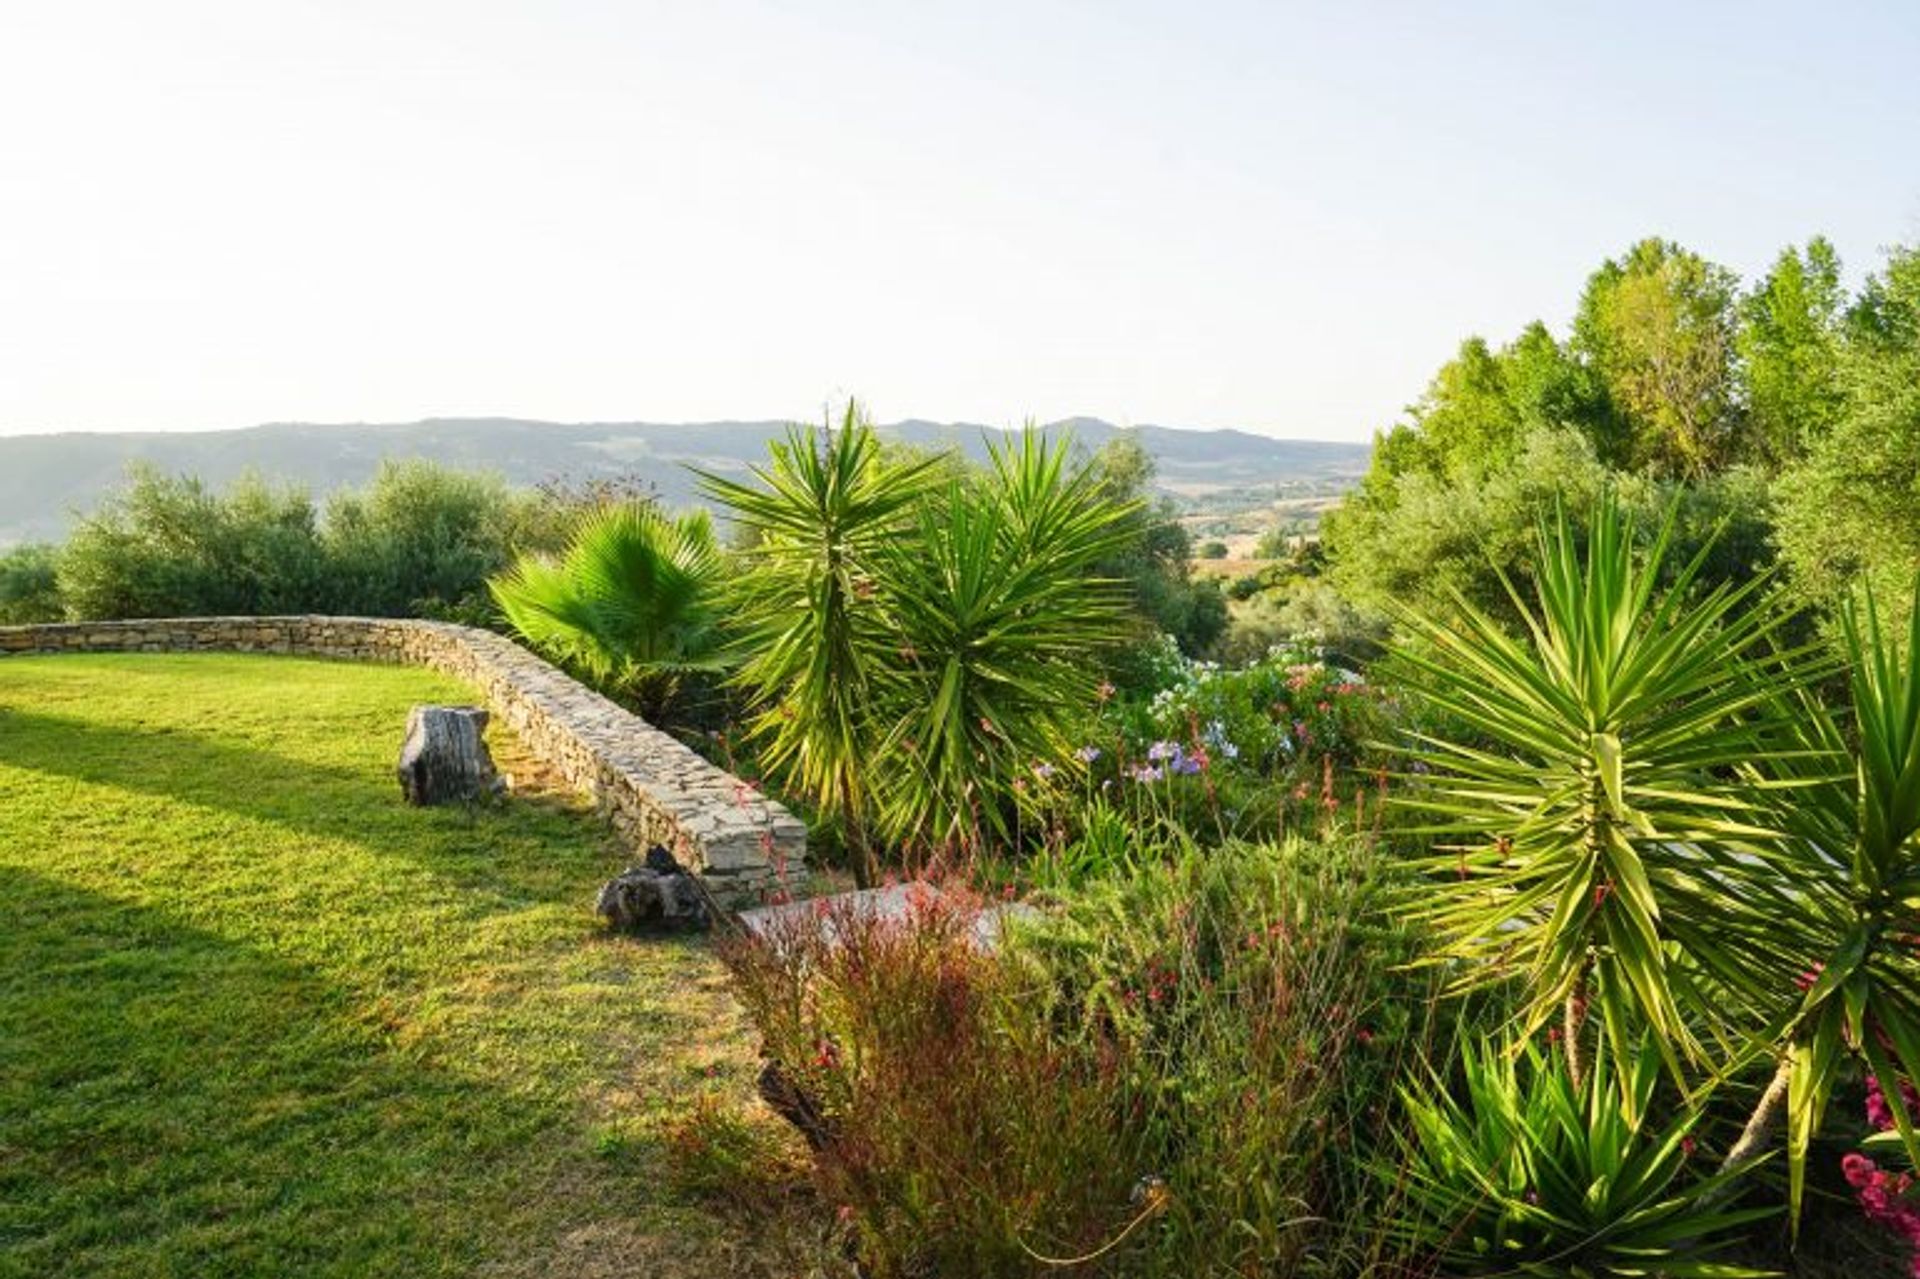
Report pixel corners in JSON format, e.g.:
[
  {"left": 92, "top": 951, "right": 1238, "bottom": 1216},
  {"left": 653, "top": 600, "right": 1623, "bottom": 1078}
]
[
  {"left": 866, "top": 431, "right": 1138, "bottom": 854},
  {"left": 1388, "top": 494, "right": 1819, "bottom": 1086},
  {"left": 488, "top": 502, "right": 726, "bottom": 721},
  {"left": 1705, "top": 585, "right": 1920, "bottom": 1226},
  {"left": 1389, "top": 1036, "right": 1774, "bottom": 1278},
  {"left": 698, "top": 404, "right": 943, "bottom": 877}
]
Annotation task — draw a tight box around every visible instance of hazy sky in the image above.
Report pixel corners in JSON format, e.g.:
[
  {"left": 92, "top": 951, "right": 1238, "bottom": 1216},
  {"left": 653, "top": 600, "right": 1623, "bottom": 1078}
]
[{"left": 3, "top": 1, "right": 1917, "bottom": 441}]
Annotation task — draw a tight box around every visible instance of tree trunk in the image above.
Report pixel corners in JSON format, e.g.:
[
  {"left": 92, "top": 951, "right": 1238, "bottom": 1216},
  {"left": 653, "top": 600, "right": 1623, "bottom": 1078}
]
[
  {"left": 1564, "top": 976, "right": 1591, "bottom": 1092},
  {"left": 396, "top": 705, "right": 499, "bottom": 805},
  {"left": 1722, "top": 1054, "right": 1794, "bottom": 1173}
]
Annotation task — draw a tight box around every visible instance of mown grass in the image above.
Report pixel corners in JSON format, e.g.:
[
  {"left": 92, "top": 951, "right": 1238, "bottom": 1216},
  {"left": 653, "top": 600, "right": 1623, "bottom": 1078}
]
[{"left": 0, "top": 653, "right": 833, "bottom": 1279}]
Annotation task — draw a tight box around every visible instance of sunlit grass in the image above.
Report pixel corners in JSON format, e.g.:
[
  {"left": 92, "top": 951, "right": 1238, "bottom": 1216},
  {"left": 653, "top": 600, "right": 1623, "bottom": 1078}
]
[{"left": 0, "top": 653, "right": 826, "bottom": 1279}]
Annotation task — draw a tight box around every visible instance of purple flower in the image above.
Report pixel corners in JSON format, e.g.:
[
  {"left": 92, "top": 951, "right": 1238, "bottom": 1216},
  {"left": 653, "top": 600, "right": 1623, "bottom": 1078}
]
[
  {"left": 1031, "top": 762, "right": 1056, "bottom": 781},
  {"left": 1129, "top": 764, "right": 1165, "bottom": 783},
  {"left": 1146, "top": 740, "right": 1179, "bottom": 763},
  {"left": 1074, "top": 745, "right": 1101, "bottom": 765}
]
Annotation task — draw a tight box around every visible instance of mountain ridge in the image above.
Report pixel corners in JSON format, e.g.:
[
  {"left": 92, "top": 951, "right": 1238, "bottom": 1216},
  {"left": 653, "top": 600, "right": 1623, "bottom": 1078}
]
[{"left": 0, "top": 417, "right": 1371, "bottom": 545}]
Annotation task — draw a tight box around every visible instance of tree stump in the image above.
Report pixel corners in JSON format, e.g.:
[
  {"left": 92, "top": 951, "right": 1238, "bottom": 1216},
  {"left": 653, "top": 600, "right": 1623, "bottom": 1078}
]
[{"left": 396, "top": 705, "right": 499, "bottom": 805}]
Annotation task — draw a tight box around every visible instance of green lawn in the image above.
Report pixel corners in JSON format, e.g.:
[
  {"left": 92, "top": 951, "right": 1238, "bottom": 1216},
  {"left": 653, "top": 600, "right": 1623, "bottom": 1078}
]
[{"left": 0, "top": 653, "right": 827, "bottom": 1279}]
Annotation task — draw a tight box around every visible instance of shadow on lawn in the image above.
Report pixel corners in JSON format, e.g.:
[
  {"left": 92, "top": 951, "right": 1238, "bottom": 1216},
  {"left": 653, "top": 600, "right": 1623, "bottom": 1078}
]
[
  {"left": 0, "top": 861, "right": 562, "bottom": 1277},
  {"left": 0, "top": 705, "right": 624, "bottom": 914}
]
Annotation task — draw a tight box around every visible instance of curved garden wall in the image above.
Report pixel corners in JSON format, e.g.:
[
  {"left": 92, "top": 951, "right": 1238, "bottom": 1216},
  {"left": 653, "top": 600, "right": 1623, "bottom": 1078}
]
[{"left": 0, "top": 616, "right": 806, "bottom": 908}]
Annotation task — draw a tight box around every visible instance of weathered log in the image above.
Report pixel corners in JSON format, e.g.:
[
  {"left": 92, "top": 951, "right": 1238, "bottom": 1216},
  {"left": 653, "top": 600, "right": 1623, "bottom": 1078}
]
[
  {"left": 757, "top": 1058, "right": 836, "bottom": 1152},
  {"left": 396, "top": 705, "right": 499, "bottom": 805}
]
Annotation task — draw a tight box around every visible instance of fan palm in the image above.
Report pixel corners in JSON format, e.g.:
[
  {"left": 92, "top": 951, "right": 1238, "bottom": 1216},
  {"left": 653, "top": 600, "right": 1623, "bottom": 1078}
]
[{"left": 488, "top": 502, "right": 725, "bottom": 721}]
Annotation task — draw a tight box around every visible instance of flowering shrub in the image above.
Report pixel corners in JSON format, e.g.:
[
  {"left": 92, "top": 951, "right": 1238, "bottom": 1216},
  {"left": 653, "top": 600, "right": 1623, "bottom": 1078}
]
[
  {"left": 1027, "top": 640, "right": 1395, "bottom": 850},
  {"left": 720, "top": 838, "right": 1429, "bottom": 1278},
  {"left": 720, "top": 881, "right": 1143, "bottom": 1276},
  {"left": 1849, "top": 1076, "right": 1920, "bottom": 1275}
]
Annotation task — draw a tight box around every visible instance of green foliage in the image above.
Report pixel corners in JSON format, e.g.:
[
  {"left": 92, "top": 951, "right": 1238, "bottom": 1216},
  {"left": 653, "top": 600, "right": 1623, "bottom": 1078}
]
[
  {"left": 1195, "top": 539, "right": 1228, "bottom": 559},
  {"left": 1388, "top": 495, "right": 1813, "bottom": 1074},
  {"left": 1573, "top": 238, "right": 1742, "bottom": 480},
  {"left": 489, "top": 502, "right": 727, "bottom": 721},
  {"left": 1717, "top": 587, "right": 1920, "bottom": 1225},
  {"left": 0, "top": 542, "right": 64, "bottom": 623},
  {"left": 322, "top": 459, "right": 530, "bottom": 618},
  {"left": 1777, "top": 246, "right": 1920, "bottom": 623},
  {"left": 1085, "top": 437, "right": 1229, "bottom": 665},
  {"left": 868, "top": 433, "right": 1139, "bottom": 853},
  {"left": 1739, "top": 237, "right": 1847, "bottom": 465},
  {"left": 707, "top": 407, "right": 1138, "bottom": 864},
  {"left": 1218, "top": 575, "right": 1387, "bottom": 669},
  {"left": 58, "top": 465, "right": 332, "bottom": 619},
  {"left": 723, "top": 836, "right": 1417, "bottom": 1278},
  {"left": 700, "top": 405, "right": 942, "bottom": 867},
  {"left": 1120, "top": 640, "right": 1380, "bottom": 783},
  {"left": 1390, "top": 1037, "right": 1773, "bottom": 1277},
  {"left": 52, "top": 459, "right": 543, "bottom": 623},
  {"left": 1326, "top": 425, "right": 1618, "bottom": 627}
]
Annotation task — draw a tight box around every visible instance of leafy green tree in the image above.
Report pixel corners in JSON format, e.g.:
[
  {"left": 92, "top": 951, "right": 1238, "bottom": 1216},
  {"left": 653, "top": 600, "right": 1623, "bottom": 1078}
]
[
  {"left": 323, "top": 459, "right": 526, "bottom": 617},
  {"left": 58, "top": 466, "right": 329, "bottom": 619},
  {"left": 1196, "top": 540, "right": 1228, "bottom": 560},
  {"left": 1777, "top": 245, "right": 1920, "bottom": 622},
  {"left": 1737, "top": 237, "right": 1846, "bottom": 466},
  {"left": 1572, "top": 239, "right": 1742, "bottom": 480},
  {"left": 0, "top": 544, "right": 64, "bottom": 623},
  {"left": 1085, "top": 436, "right": 1226, "bottom": 662},
  {"left": 1326, "top": 426, "right": 1619, "bottom": 628},
  {"left": 488, "top": 503, "right": 726, "bottom": 722}
]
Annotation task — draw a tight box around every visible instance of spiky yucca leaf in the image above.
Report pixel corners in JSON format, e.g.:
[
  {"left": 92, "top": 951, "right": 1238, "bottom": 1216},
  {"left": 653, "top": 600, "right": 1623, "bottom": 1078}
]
[
  {"left": 866, "top": 431, "right": 1138, "bottom": 852},
  {"left": 697, "top": 405, "right": 943, "bottom": 861},
  {"left": 1389, "top": 1036, "right": 1773, "bottom": 1278},
  {"left": 1719, "top": 585, "right": 1920, "bottom": 1227},
  {"left": 1389, "top": 494, "right": 1819, "bottom": 1077}
]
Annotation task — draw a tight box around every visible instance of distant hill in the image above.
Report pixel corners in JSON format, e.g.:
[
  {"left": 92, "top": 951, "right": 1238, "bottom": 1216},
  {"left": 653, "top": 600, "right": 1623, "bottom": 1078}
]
[{"left": 0, "top": 417, "right": 1371, "bottom": 545}]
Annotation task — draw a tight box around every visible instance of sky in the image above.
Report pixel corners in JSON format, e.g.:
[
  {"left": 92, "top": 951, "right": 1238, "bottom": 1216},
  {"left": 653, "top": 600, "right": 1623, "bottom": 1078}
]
[{"left": 2, "top": 1, "right": 1917, "bottom": 442}]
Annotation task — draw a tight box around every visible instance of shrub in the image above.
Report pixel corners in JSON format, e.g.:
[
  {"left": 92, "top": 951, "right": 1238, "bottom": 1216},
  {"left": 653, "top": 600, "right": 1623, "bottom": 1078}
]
[
  {"left": 1196, "top": 539, "right": 1228, "bottom": 559},
  {"left": 1105, "top": 640, "right": 1386, "bottom": 789},
  {"left": 723, "top": 837, "right": 1435, "bottom": 1278},
  {"left": 58, "top": 466, "right": 331, "bottom": 619},
  {"left": 723, "top": 881, "right": 1139, "bottom": 1277},
  {"left": 0, "top": 543, "right": 63, "bottom": 623},
  {"left": 52, "top": 460, "right": 541, "bottom": 623},
  {"left": 322, "top": 459, "right": 529, "bottom": 617}
]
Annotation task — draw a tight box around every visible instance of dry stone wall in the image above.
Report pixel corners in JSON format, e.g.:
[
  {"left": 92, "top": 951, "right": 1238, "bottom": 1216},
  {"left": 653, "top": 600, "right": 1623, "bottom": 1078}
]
[{"left": 0, "top": 616, "right": 806, "bottom": 908}]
